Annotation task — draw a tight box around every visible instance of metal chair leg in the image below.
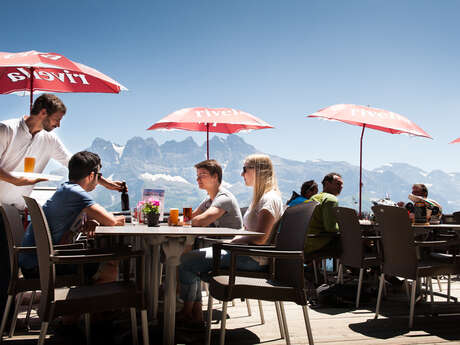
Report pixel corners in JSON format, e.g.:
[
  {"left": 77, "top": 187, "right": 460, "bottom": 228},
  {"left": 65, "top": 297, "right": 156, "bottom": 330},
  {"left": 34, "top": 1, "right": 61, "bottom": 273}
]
[
  {"left": 356, "top": 268, "right": 364, "bottom": 309},
  {"left": 84, "top": 313, "right": 91, "bottom": 345},
  {"left": 206, "top": 295, "right": 214, "bottom": 345},
  {"left": 279, "top": 302, "right": 291, "bottom": 345},
  {"left": 336, "top": 264, "right": 342, "bottom": 284},
  {"left": 436, "top": 276, "right": 442, "bottom": 292},
  {"left": 37, "top": 322, "right": 49, "bottom": 345},
  {"left": 245, "top": 299, "right": 252, "bottom": 316},
  {"left": 130, "top": 308, "right": 138, "bottom": 345},
  {"left": 274, "top": 301, "right": 285, "bottom": 339},
  {"left": 8, "top": 292, "right": 23, "bottom": 337},
  {"left": 25, "top": 290, "right": 36, "bottom": 331},
  {"left": 0, "top": 295, "right": 13, "bottom": 338},
  {"left": 448, "top": 274, "right": 451, "bottom": 303},
  {"left": 374, "top": 273, "right": 385, "bottom": 319},
  {"left": 220, "top": 301, "right": 228, "bottom": 345},
  {"left": 321, "top": 259, "right": 328, "bottom": 284},
  {"left": 428, "top": 277, "right": 434, "bottom": 303},
  {"left": 409, "top": 280, "right": 417, "bottom": 329},
  {"left": 141, "top": 310, "right": 149, "bottom": 345},
  {"left": 257, "top": 300, "right": 265, "bottom": 324},
  {"left": 312, "top": 260, "right": 318, "bottom": 285},
  {"left": 302, "top": 305, "right": 314, "bottom": 345}
]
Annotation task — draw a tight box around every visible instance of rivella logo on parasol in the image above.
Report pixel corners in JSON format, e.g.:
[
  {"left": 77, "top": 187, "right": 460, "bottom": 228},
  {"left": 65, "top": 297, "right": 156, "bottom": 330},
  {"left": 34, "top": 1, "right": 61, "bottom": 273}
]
[
  {"left": 7, "top": 68, "right": 90, "bottom": 85},
  {"left": 194, "top": 108, "right": 242, "bottom": 118}
]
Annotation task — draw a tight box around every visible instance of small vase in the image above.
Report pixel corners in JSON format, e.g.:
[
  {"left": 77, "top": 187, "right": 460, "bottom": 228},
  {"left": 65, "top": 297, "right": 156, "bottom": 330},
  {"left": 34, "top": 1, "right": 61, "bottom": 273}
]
[{"left": 147, "top": 213, "right": 160, "bottom": 227}]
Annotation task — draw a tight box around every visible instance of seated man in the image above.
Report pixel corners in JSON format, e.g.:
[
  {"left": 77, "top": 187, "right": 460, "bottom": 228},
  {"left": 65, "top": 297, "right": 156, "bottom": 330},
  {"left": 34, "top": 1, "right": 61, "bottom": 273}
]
[
  {"left": 304, "top": 172, "right": 343, "bottom": 254},
  {"left": 19, "top": 151, "right": 125, "bottom": 283},
  {"left": 397, "top": 183, "right": 442, "bottom": 223},
  {"left": 191, "top": 159, "right": 243, "bottom": 229},
  {"left": 286, "top": 179, "right": 318, "bottom": 207}
]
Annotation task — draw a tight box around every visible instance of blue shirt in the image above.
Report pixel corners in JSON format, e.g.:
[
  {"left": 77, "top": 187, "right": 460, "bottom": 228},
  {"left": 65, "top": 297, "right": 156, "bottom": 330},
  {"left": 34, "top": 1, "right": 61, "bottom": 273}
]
[
  {"left": 20, "top": 182, "right": 95, "bottom": 269},
  {"left": 287, "top": 196, "right": 307, "bottom": 207}
]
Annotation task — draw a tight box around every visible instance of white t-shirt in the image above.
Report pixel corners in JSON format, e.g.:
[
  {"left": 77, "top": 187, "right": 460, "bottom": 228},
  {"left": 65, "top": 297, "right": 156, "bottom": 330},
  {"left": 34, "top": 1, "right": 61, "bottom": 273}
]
[
  {"left": 0, "top": 116, "right": 71, "bottom": 209},
  {"left": 243, "top": 189, "right": 283, "bottom": 265}
]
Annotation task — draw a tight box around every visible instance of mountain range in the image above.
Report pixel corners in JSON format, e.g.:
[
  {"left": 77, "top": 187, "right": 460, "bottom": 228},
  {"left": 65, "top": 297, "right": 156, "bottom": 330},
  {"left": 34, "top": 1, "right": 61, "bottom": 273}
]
[{"left": 45, "top": 135, "right": 460, "bottom": 214}]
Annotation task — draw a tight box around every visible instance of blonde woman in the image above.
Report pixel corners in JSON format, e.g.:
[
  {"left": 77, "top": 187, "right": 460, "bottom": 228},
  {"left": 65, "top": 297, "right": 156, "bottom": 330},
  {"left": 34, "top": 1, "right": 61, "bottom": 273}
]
[{"left": 177, "top": 154, "right": 283, "bottom": 328}]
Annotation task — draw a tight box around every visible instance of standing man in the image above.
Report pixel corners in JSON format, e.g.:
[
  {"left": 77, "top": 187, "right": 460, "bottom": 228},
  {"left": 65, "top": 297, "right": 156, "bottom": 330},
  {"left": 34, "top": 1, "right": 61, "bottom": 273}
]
[
  {"left": 0, "top": 94, "right": 123, "bottom": 318},
  {"left": 191, "top": 159, "right": 242, "bottom": 229},
  {"left": 304, "top": 172, "right": 343, "bottom": 254}
]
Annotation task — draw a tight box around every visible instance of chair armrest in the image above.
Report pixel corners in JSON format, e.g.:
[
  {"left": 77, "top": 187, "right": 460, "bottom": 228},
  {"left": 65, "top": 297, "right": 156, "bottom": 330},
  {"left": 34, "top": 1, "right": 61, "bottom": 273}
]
[
  {"left": 229, "top": 247, "right": 304, "bottom": 260},
  {"left": 14, "top": 246, "right": 37, "bottom": 254},
  {"left": 362, "top": 236, "right": 381, "bottom": 240},
  {"left": 414, "top": 240, "right": 451, "bottom": 248},
  {"left": 51, "top": 249, "right": 144, "bottom": 264},
  {"left": 55, "top": 243, "right": 85, "bottom": 249},
  {"left": 307, "top": 232, "right": 340, "bottom": 238}
]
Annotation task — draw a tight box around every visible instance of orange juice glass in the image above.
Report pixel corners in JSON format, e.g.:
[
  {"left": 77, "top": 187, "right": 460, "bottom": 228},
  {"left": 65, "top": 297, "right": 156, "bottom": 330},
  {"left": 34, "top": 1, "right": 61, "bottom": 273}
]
[
  {"left": 24, "top": 157, "right": 35, "bottom": 173},
  {"left": 169, "top": 208, "right": 179, "bottom": 226}
]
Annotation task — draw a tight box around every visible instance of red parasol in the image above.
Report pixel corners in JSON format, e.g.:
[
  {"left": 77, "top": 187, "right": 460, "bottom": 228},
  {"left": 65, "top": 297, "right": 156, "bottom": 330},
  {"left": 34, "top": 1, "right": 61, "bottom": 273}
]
[
  {"left": 307, "top": 104, "right": 432, "bottom": 216},
  {"left": 0, "top": 50, "right": 127, "bottom": 110},
  {"left": 148, "top": 107, "right": 273, "bottom": 159}
]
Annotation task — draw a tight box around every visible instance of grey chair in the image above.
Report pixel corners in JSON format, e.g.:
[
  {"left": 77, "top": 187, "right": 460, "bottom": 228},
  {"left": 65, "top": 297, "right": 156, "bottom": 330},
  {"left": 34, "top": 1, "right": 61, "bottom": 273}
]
[
  {"left": 23, "top": 196, "right": 149, "bottom": 345},
  {"left": 372, "top": 205, "right": 460, "bottom": 328},
  {"left": 206, "top": 201, "right": 318, "bottom": 345},
  {"left": 0, "top": 204, "right": 82, "bottom": 341},
  {"left": 334, "top": 207, "right": 381, "bottom": 308}
]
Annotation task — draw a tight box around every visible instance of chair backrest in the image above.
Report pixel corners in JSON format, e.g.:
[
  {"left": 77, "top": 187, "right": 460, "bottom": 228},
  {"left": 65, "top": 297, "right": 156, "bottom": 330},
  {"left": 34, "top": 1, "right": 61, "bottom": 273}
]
[
  {"left": 334, "top": 206, "right": 363, "bottom": 267},
  {"left": 23, "top": 196, "right": 56, "bottom": 312},
  {"left": 453, "top": 211, "right": 460, "bottom": 224},
  {"left": 274, "top": 201, "right": 318, "bottom": 286},
  {"left": 371, "top": 205, "right": 417, "bottom": 279},
  {"left": 0, "top": 204, "right": 25, "bottom": 276}
]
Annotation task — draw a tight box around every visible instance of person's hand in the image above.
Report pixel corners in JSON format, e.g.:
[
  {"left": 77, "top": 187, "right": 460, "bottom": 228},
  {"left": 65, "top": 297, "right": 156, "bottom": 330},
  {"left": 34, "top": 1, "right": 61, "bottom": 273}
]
[
  {"left": 14, "top": 177, "right": 48, "bottom": 186},
  {"left": 397, "top": 201, "right": 405, "bottom": 207},
  {"left": 81, "top": 219, "right": 100, "bottom": 238},
  {"left": 114, "top": 215, "right": 125, "bottom": 226}
]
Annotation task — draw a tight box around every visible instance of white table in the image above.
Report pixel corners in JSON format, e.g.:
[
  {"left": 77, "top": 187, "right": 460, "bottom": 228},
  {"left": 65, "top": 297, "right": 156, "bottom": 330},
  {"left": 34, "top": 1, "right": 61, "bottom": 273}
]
[{"left": 95, "top": 224, "right": 261, "bottom": 345}]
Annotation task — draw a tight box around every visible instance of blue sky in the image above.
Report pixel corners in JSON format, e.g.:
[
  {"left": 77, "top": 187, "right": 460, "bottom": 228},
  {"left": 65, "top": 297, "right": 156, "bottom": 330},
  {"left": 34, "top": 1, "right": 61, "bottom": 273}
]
[{"left": 1, "top": 0, "right": 460, "bottom": 172}]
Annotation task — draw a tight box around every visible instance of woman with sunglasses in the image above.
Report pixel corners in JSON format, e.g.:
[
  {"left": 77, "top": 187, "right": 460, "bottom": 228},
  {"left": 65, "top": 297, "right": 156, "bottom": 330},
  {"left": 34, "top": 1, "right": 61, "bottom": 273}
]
[{"left": 177, "top": 154, "right": 283, "bottom": 329}]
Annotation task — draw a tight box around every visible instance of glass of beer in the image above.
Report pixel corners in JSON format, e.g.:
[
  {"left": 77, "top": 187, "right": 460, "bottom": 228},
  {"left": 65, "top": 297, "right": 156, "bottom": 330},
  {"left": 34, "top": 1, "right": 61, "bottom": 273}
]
[
  {"left": 183, "top": 207, "right": 192, "bottom": 227},
  {"left": 169, "top": 208, "right": 179, "bottom": 226},
  {"left": 24, "top": 157, "right": 35, "bottom": 173}
]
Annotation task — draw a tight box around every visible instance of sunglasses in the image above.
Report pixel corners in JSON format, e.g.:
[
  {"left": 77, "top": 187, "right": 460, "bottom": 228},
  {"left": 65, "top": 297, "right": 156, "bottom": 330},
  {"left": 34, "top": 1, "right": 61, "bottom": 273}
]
[
  {"left": 242, "top": 166, "right": 254, "bottom": 174},
  {"left": 95, "top": 172, "right": 102, "bottom": 178}
]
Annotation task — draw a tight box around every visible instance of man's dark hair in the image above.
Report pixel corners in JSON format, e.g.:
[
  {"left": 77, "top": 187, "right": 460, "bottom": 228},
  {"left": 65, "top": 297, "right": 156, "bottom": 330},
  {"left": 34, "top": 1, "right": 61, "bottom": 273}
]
[
  {"left": 68, "top": 151, "right": 101, "bottom": 181},
  {"left": 194, "top": 159, "right": 222, "bottom": 184},
  {"left": 300, "top": 180, "right": 318, "bottom": 198},
  {"left": 30, "top": 93, "right": 66, "bottom": 116},
  {"left": 413, "top": 183, "right": 428, "bottom": 197},
  {"left": 322, "top": 172, "right": 342, "bottom": 187}
]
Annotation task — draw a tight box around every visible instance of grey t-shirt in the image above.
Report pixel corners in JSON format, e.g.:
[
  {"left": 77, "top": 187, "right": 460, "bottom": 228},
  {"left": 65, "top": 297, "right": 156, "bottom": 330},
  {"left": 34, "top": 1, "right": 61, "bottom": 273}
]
[{"left": 198, "top": 186, "right": 243, "bottom": 229}]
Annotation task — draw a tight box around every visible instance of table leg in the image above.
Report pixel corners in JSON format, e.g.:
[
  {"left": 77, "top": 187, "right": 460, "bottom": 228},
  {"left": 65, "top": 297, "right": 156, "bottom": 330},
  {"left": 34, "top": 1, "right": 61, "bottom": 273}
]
[
  {"left": 161, "top": 236, "right": 194, "bottom": 345},
  {"left": 151, "top": 243, "right": 161, "bottom": 320}
]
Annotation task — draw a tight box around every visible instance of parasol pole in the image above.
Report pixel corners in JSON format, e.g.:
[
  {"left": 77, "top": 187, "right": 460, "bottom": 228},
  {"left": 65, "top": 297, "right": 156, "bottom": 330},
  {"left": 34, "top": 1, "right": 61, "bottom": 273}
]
[
  {"left": 206, "top": 123, "right": 209, "bottom": 160},
  {"left": 29, "top": 67, "right": 34, "bottom": 112},
  {"left": 359, "top": 124, "right": 366, "bottom": 218}
]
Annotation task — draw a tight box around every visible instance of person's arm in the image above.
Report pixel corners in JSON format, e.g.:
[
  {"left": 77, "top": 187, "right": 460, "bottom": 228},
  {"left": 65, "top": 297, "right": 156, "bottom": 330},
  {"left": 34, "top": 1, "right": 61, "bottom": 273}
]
[
  {"left": 192, "top": 206, "right": 226, "bottom": 227},
  {"left": 98, "top": 176, "right": 124, "bottom": 192},
  {"left": 0, "top": 166, "right": 48, "bottom": 186},
  {"left": 231, "top": 209, "right": 275, "bottom": 245},
  {"left": 83, "top": 203, "right": 125, "bottom": 226}
]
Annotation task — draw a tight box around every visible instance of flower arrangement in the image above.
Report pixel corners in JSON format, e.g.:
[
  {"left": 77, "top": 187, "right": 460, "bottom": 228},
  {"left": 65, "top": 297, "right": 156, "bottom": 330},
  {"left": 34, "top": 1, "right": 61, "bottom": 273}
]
[{"left": 137, "top": 198, "right": 160, "bottom": 214}]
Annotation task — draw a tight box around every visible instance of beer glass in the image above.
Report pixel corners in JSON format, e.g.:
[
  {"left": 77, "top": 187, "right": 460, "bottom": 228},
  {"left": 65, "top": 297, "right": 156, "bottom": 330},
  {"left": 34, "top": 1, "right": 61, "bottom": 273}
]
[
  {"left": 169, "top": 208, "right": 179, "bottom": 226},
  {"left": 183, "top": 207, "right": 192, "bottom": 227},
  {"left": 24, "top": 157, "right": 35, "bottom": 173}
]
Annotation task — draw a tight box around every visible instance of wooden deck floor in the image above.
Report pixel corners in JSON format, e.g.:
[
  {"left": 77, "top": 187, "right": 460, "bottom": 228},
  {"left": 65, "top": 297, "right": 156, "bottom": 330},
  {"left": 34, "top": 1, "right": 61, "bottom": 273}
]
[{"left": 3, "top": 277, "right": 460, "bottom": 345}]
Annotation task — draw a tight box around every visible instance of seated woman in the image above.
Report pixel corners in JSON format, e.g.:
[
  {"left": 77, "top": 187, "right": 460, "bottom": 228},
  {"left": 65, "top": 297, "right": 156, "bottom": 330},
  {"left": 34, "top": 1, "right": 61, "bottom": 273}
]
[
  {"left": 286, "top": 180, "right": 318, "bottom": 207},
  {"left": 177, "top": 154, "right": 283, "bottom": 327}
]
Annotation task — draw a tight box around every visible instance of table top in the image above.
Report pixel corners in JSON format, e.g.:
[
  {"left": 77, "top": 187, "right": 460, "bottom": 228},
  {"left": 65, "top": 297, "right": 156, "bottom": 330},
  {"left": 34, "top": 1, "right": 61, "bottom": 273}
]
[
  {"left": 412, "top": 223, "right": 460, "bottom": 229},
  {"left": 95, "top": 224, "right": 262, "bottom": 237}
]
